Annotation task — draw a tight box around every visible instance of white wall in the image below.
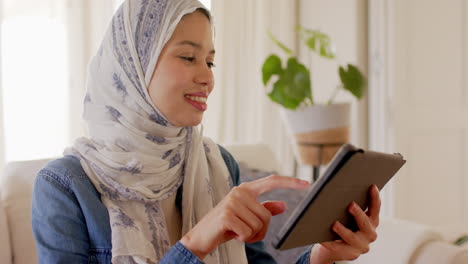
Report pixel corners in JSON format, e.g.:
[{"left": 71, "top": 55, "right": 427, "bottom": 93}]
[
  {"left": 370, "top": 0, "right": 468, "bottom": 230},
  {"left": 298, "top": 0, "right": 368, "bottom": 148},
  {"left": 389, "top": 0, "right": 468, "bottom": 229}
]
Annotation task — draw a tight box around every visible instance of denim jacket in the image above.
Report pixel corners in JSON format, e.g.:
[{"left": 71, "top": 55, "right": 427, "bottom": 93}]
[{"left": 32, "top": 145, "right": 311, "bottom": 263}]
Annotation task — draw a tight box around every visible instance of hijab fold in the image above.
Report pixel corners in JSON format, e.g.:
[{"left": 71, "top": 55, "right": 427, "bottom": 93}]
[{"left": 65, "top": 1, "right": 247, "bottom": 263}]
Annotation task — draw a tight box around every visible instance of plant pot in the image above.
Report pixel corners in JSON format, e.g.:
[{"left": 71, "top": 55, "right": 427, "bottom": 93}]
[{"left": 281, "top": 103, "right": 351, "bottom": 166}]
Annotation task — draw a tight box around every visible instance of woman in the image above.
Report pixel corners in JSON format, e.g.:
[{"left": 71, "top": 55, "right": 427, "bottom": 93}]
[{"left": 32, "top": 0, "right": 380, "bottom": 263}]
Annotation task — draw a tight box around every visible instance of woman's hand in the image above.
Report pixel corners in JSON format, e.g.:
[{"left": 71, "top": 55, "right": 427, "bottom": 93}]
[
  {"left": 310, "top": 185, "right": 381, "bottom": 264},
  {"left": 180, "top": 175, "right": 310, "bottom": 260}
]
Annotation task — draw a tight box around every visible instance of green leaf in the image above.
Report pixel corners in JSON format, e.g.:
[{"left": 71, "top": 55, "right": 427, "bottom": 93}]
[
  {"left": 284, "top": 58, "right": 312, "bottom": 100},
  {"left": 294, "top": 71, "right": 311, "bottom": 98},
  {"left": 455, "top": 235, "right": 468, "bottom": 246},
  {"left": 267, "top": 31, "right": 293, "bottom": 56},
  {"left": 262, "top": 55, "right": 283, "bottom": 85},
  {"left": 299, "top": 27, "right": 319, "bottom": 35},
  {"left": 317, "top": 34, "right": 335, "bottom": 59},
  {"left": 268, "top": 79, "right": 301, "bottom": 109},
  {"left": 300, "top": 28, "right": 335, "bottom": 59},
  {"left": 305, "top": 36, "right": 317, "bottom": 52},
  {"left": 266, "top": 57, "right": 312, "bottom": 109},
  {"left": 339, "top": 64, "right": 366, "bottom": 99}
]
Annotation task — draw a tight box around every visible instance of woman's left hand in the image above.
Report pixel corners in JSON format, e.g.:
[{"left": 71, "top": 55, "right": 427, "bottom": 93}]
[{"left": 309, "top": 184, "right": 381, "bottom": 264}]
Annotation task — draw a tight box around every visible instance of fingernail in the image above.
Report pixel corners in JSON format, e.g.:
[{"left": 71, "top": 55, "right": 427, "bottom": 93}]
[
  {"left": 333, "top": 221, "right": 340, "bottom": 232},
  {"left": 299, "top": 179, "right": 310, "bottom": 185}
]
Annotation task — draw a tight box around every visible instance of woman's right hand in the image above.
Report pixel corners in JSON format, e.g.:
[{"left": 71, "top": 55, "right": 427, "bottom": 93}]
[{"left": 180, "top": 175, "right": 310, "bottom": 260}]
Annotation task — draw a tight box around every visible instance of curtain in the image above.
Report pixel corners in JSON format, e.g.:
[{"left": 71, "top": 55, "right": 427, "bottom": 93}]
[
  {"left": 65, "top": 0, "right": 119, "bottom": 142},
  {"left": 0, "top": 0, "right": 119, "bottom": 174},
  {"left": 207, "top": 0, "right": 299, "bottom": 175}
]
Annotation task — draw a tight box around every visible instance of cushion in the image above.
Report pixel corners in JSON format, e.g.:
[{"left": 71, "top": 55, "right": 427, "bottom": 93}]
[
  {"left": 238, "top": 162, "right": 310, "bottom": 263},
  {"left": 0, "top": 196, "right": 12, "bottom": 264},
  {"left": 1, "top": 159, "right": 51, "bottom": 264},
  {"left": 412, "top": 241, "right": 468, "bottom": 264},
  {"left": 224, "top": 143, "right": 282, "bottom": 173}
]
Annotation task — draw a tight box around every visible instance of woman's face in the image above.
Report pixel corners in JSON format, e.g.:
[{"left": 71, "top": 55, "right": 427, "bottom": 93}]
[{"left": 148, "top": 10, "right": 215, "bottom": 127}]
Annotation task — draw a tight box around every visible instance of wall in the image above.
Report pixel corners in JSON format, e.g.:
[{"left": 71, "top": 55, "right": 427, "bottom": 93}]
[
  {"left": 298, "top": 0, "right": 369, "bottom": 148},
  {"left": 390, "top": 0, "right": 468, "bottom": 228}
]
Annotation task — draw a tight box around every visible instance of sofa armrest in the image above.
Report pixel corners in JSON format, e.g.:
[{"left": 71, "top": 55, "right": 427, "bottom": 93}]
[
  {"left": 0, "top": 197, "right": 12, "bottom": 264},
  {"left": 413, "top": 241, "right": 468, "bottom": 264},
  {"left": 1, "top": 159, "right": 51, "bottom": 264},
  {"left": 338, "top": 217, "right": 442, "bottom": 264}
]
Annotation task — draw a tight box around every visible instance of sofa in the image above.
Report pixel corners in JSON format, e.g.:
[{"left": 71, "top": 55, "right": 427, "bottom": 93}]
[{"left": 1, "top": 143, "right": 467, "bottom": 264}]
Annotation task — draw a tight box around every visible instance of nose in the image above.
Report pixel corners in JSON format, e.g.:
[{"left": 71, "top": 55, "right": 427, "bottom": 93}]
[{"left": 194, "top": 63, "right": 214, "bottom": 92}]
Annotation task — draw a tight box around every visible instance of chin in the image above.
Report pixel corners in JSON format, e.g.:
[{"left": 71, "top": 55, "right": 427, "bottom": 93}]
[
  {"left": 174, "top": 115, "right": 203, "bottom": 127},
  {"left": 183, "top": 120, "right": 202, "bottom": 127}
]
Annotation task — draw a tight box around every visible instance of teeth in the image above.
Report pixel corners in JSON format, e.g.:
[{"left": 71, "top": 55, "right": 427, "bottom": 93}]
[{"left": 185, "top": 95, "right": 207, "bottom": 103}]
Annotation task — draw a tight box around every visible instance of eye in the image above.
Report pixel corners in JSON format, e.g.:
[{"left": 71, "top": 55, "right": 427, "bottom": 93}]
[
  {"left": 207, "top": 62, "right": 216, "bottom": 69},
  {"left": 180, "top": 56, "right": 194, "bottom": 62}
]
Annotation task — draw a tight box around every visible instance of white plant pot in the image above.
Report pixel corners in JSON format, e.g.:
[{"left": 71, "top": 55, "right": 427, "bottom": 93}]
[{"left": 281, "top": 103, "right": 351, "bottom": 166}]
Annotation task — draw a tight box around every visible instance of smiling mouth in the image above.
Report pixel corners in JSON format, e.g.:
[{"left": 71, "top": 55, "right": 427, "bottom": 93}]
[
  {"left": 184, "top": 95, "right": 207, "bottom": 111},
  {"left": 184, "top": 95, "right": 207, "bottom": 103}
]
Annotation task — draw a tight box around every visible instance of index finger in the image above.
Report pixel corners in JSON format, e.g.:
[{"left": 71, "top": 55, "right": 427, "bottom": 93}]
[
  {"left": 366, "top": 184, "right": 381, "bottom": 226},
  {"left": 241, "top": 175, "right": 310, "bottom": 197}
]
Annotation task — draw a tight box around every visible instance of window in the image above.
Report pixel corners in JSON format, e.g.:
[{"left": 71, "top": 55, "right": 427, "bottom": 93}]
[{"left": 1, "top": 1, "right": 69, "bottom": 162}]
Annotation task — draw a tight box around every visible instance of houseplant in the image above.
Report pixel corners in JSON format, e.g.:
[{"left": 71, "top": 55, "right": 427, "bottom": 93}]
[{"left": 262, "top": 27, "right": 366, "bottom": 166}]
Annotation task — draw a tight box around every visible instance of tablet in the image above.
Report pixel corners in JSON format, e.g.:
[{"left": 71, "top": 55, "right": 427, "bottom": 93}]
[{"left": 272, "top": 144, "right": 406, "bottom": 250}]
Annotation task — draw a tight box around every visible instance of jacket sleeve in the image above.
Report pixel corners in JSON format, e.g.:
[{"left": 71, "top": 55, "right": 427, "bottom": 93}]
[
  {"left": 159, "top": 242, "right": 204, "bottom": 263},
  {"left": 32, "top": 169, "right": 91, "bottom": 264}
]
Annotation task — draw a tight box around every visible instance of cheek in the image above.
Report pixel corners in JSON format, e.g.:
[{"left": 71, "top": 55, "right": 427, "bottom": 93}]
[
  {"left": 150, "top": 65, "right": 175, "bottom": 96},
  {"left": 148, "top": 63, "right": 192, "bottom": 112},
  {"left": 158, "top": 63, "right": 191, "bottom": 92}
]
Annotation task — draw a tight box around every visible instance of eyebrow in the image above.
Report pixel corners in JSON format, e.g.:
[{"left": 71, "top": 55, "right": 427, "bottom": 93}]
[{"left": 176, "top": 40, "right": 215, "bottom": 54}]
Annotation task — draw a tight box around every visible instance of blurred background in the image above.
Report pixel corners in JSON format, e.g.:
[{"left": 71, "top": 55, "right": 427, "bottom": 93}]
[{"left": 0, "top": 0, "right": 466, "bottom": 237}]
